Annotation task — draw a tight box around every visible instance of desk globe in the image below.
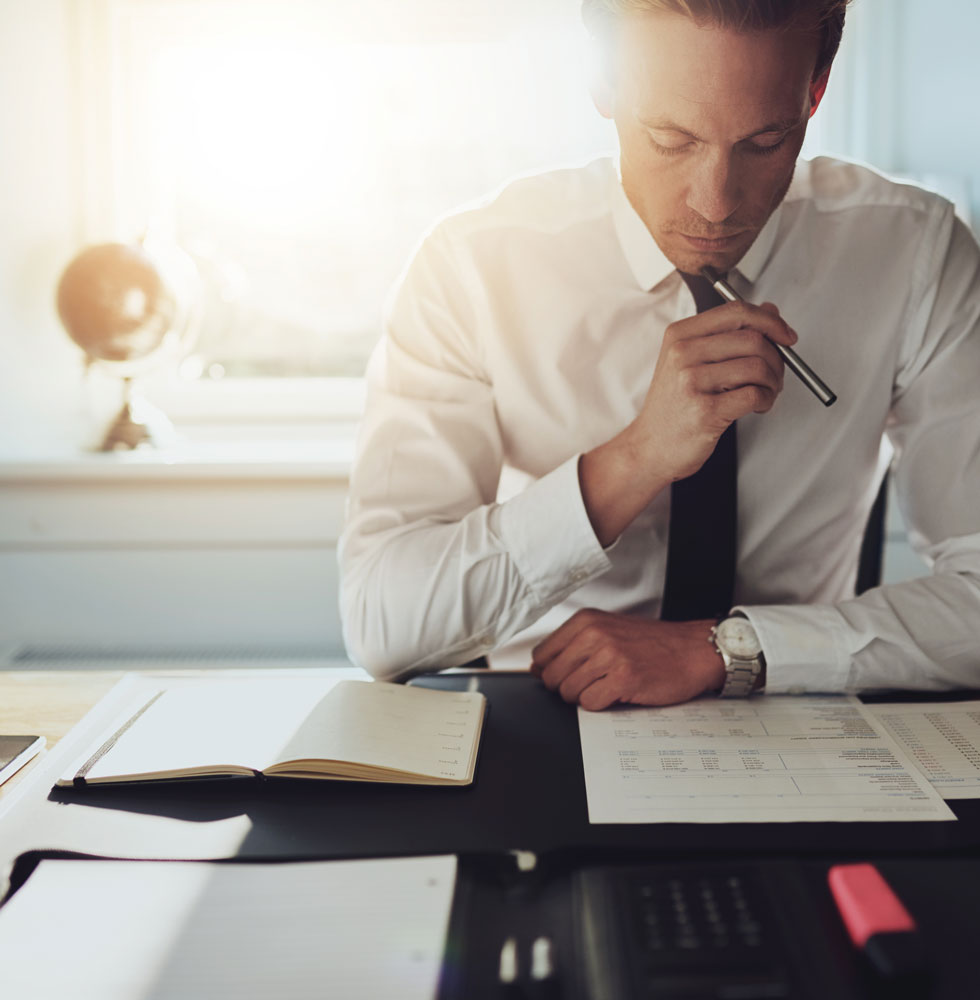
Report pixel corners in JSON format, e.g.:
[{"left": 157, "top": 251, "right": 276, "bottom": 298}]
[{"left": 56, "top": 241, "right": 193, "bottom": 451}]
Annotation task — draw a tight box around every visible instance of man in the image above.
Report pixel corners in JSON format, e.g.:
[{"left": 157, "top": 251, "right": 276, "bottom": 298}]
[{"left": 339, "top": 0, "right": 980, "bottom": 708}]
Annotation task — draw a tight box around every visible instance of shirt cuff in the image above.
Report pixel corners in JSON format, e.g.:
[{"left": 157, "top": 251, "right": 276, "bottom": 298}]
[
  {"left": 731, "top": 603, "right": 851, "bottom": 693},
  {"left": 498, "top": 454, "right": 611, "bottom": 604}
]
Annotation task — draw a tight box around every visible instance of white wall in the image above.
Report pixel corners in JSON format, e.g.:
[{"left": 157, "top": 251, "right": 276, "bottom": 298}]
[
  {"left": 0, "top": 463, "right": 349, "bottom": 657},
  {"left": 843, "top": 0, "right": 978, "bottom": 225},
  {"left": 0, "top": 2, "right": 95, "bottom": 456},
  {"left": 893, "top": 0, "right": 980, "bottom": 224}
]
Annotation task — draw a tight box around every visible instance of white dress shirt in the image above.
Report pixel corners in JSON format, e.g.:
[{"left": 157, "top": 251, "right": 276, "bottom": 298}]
[{"left": 339, "top": 155, "right": 980, "bottom": 693}]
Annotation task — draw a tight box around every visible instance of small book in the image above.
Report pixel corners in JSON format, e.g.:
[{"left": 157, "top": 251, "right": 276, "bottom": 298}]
[
  {"left": 0, "top": 735, "right": 45, "bottom": 786},
  {"left": 57, "top": 677, "right": 486, "bottom": 788}
]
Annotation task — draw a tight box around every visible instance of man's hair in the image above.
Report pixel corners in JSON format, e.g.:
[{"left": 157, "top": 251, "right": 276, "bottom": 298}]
[{"left": 582, "top": 0, "right": 851, "bottom": 79}]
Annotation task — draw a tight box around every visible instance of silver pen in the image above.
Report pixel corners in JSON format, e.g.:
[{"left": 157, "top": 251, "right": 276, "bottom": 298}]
[{"left": 700, "top": 266, "right": 837, "bottom": 407}]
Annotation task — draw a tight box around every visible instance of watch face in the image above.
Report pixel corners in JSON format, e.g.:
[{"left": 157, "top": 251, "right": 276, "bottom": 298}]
[{"left": 716, "top": 617, "right": 762, "bottom": 659}]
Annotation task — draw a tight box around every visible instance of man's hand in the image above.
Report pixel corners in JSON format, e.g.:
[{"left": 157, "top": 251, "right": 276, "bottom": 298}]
[
  {"left": 529, "top": 609, "right": 725, "bottom": 711},
  {"left": 635, "top": 299, "right": 795, "bottom": 482},
  {"left": 580, "top": 300, "right": 797, "bottom": 546}
]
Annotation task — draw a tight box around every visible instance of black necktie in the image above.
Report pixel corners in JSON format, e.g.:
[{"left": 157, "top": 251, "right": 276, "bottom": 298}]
[{"left": 660, "top": 272, "right": 737, "bottom": 622}]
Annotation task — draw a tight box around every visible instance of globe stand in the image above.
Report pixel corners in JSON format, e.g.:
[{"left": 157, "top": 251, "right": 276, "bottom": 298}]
[{"left": 99, "top": 378, "right": 176, "bottom": 452}]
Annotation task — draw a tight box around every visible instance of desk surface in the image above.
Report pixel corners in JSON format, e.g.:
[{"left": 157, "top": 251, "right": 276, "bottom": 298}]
[
  {"left": 0, "top": 670, "right": 125, "bottom": 798},
  {"left": 3, "top": 668, "right": 980, "bottom": 865},
  {"left": 3, "top": 668, "right": 980, "bottom": 1000}
]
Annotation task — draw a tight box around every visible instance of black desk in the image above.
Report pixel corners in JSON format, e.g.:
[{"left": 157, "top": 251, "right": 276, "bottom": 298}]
[
  {"left": 3, "top": 671, "right": 979, "bottom": 998},
  {"left": 21, "top": 672, "right": 978, "bottom": 860}
]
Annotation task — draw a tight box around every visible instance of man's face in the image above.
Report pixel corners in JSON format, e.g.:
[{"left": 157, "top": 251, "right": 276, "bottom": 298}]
[{"left": 598, "top": 12, "right": 826, "bottom": 274}]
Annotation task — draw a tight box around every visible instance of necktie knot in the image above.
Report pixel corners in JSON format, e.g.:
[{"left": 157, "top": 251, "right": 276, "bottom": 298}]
[{"left": 678, "top": 270, "right": 726, "bottom": 314}]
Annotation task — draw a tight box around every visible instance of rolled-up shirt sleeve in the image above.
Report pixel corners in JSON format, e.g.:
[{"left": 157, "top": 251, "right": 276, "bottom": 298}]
[
  {"left": 738, "top": 208, "right": 980, "bottom": 694},
  {"left": 339, "top": 225, "right": 610, "bottom": 680}
]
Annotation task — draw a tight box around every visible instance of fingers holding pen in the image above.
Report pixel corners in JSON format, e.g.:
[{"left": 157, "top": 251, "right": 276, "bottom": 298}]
[
  {"left": 703, "top": 273, "right": 837, "bottom": 407},
  {"left": 627, "top": 299, "right": 798, "bottom": 485},
  {"left": 672, "top": 329, "right": 786, "bottom": 387},
  {"left": 663, "top": 303, "right": 792, "bottom": 402},
  {"left": 667, "top": 299, "right": 796, "bottom": 346}
]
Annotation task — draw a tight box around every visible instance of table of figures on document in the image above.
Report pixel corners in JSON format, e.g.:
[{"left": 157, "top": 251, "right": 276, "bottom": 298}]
[
  {"left": 577, "top": 695, "right": 955, "bottom": 824},
  {"left": 866, "top": 700, "right": 980, "bottom": 799}
]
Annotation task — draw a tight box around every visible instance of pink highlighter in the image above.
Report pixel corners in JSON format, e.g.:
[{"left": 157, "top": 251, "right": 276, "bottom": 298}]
[{"left": 828, "top": 863, "right": 929, "bottom": 983}]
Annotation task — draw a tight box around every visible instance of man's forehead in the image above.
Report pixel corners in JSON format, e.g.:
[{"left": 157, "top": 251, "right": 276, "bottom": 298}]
[{"left": 616, "top": 12, "right": 818, "bottom": 116}]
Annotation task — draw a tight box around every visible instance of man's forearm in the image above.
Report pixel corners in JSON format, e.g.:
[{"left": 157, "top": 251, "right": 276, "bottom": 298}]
[
  {"left": 579, "top": 429, "right": 672, "bottom": 547},
  {"left": 578, "top": 299, "right": 794, "bottom": 548},
  {"left": 736, "top": 557, "right": 980, "bottom": 693},
  {"left": 340, "top": 456, "right": 612, "bottom": 679}
]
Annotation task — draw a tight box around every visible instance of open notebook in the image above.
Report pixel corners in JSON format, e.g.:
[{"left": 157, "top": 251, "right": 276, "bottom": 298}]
[{"left": 58, "top": 677, "right": 486, "bottom": 787}]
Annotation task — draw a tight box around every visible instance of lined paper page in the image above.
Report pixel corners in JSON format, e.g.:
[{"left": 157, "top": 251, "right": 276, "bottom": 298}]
[
  {"left": 272, "top": 680, "right": 485, "bottom": 781},
  {"left": 76, "top": 677, "right": 347, "bottom": 780},
  {"left": 0, "top": 856, "right": 457, "bottom": 1000}
]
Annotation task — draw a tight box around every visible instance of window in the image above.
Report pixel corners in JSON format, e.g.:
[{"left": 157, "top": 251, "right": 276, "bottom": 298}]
[
  {"left": 77, "top": 0, "right": 615, "bottom": 401},
  {"left": 78, "top": 1, "right": 931, "bottom": 423}
]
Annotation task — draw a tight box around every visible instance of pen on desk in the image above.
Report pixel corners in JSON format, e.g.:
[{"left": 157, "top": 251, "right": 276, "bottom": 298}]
[
  {"left": 827, "top": 863, "right": 929, "bottom": 983},
  {"left": 700, "top": 265, "right": 837, "bottom": 407},
  {"left": 530, "top": 936, "right": 560, "bottom": 998},
  {"left": 499, "top": 936, "right": 520, "bottom": 992}
]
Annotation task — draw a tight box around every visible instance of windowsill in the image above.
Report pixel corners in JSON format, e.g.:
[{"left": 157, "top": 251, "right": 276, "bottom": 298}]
[
  {"left": 142, "top": 376, "right": 368, "bottom": 423},
  {"left": 0, "top": 427, "right": 356, "bottom": 483},
  {"left": 1, "top": 377, "right": 366, "bottom": 480}
]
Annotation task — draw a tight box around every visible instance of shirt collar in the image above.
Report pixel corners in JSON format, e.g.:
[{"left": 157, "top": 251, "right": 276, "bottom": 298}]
[
  {"left": 735, "top": 204, "right": 780, "bottom": 284},
  {"left": 610, "top": 167, "right": 783, "bottom": 291},
  {"left": 610, "top": 169, "right": 676, "bottom": 292}
]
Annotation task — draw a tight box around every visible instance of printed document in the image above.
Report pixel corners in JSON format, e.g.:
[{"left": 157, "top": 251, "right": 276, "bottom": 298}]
[
  {"left": 864, "top": 700, "right": 980, "bottom": 799},
  {"left": 578, "top": 695, "right": 956, "bottom": 823}
]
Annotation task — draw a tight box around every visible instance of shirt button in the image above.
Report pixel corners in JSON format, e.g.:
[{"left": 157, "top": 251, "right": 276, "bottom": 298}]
[{"left": 570, "top": 569, "right": 588, "bottom": 583}]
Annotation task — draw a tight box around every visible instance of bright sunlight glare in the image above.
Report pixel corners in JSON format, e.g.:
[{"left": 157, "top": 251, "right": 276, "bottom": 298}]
[
  {"left": 106, "top": 1, "right": 615, "bottom": 376},
  {"left": 149, "top": 25, "right": 606, "bottom": 234}
]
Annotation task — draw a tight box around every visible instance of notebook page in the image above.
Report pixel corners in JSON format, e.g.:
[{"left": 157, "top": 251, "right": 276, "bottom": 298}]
[
  {"left": 0, "top": 855, "right": 457, "bottom": 1000},
  {"left": 272, "top": 680, "right": 485, "bottom": 781},
  {"left": 78, "top": 676, "right": 345, "bottom": 780}
]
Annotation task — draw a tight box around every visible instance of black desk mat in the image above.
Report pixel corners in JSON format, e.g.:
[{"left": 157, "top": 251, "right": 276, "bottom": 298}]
[
  {"left": 5, "top": 672, "right": 980, "bottom": 866},
  {"left": 440, "top": 853, "right": 980, "bottom": 1000},
  {"left": 4, "top": 848, "right": 977, "bottom": 1000}
]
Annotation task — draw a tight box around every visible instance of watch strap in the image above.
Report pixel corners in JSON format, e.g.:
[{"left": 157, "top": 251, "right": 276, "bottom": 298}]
[{"left": 718, "top": 657, "right": 762, "bottom": 698}]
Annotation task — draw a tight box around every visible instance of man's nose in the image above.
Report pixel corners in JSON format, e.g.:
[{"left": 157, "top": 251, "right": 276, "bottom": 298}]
[{"left": 685, "top": 151, "right": 742, "bottom": 224}]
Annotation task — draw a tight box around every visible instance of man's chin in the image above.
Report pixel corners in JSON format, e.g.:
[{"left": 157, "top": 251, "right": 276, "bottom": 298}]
[{"left": 663, "top": 232, "right": 755, "bottom": 276}]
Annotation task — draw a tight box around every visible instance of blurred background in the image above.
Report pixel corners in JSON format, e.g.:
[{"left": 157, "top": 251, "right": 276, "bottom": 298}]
[{"left": 0, "top": 0, "right": 976, "bottom": 666}]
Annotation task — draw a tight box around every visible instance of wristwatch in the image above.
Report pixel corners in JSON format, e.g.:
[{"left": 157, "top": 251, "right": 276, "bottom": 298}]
[{"left": 710, "top": 615, "right": 765, "bottom": 697}]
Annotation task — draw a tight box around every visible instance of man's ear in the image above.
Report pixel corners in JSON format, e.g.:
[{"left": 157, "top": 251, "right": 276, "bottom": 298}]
[
  {"left": 588, "top": 60, "right": 615, "bottom": 119},
  {"left": 808, "top": 65, "right": 831, "bottom": 118}
]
